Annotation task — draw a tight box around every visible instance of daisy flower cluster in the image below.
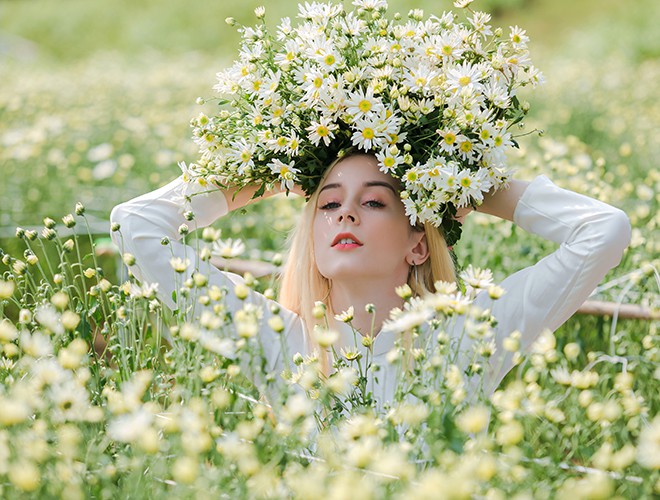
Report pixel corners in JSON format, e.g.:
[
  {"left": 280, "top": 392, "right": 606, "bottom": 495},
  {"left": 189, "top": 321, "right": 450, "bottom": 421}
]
[{"left": 186, "top": 0, "right": 543, "bottom": 245}]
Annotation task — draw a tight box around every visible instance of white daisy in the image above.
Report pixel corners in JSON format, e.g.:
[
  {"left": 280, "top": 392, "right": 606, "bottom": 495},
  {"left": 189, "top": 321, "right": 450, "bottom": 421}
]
[
  {"left": 345, "top": 87, "right": 385, "bottom": 119},
  {"left": 212, "top": 238, "right": 246, "bottom": 259},
  {"left": 306, "top": 116, "right": 338, "bottom": 146},
  {"left": 268, "top": 158, "right": 301, "bottom": 190}
]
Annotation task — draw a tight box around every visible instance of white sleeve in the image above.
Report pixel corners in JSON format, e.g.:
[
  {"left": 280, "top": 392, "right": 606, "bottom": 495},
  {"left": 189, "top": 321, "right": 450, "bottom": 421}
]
[
  {"left": 109, "top": 176, "right": 306, "bottom": 380},
  {"left": 474, "top": 175, "right": 631, "bottom": 390}
]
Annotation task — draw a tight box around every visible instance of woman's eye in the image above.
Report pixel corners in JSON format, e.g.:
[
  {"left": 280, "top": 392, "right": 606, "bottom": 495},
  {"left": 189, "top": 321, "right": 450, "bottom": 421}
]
[
  {"left": 365, "top": 200, "right": 384, "bottom": 208},
  {"left": 320, "top": 201, "right": 340, "bottom": 210}
]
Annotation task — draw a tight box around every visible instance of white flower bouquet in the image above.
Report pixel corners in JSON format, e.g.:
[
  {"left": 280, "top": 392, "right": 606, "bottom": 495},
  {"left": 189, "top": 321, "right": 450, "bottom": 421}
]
[{"left": 187, "top": 0, "right": 543, "bottom": 245}]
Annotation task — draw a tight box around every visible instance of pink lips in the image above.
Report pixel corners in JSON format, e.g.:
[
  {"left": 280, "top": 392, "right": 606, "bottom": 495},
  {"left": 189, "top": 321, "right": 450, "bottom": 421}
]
[{"left": 331, "top": 232, "right": 363, "bottom": 249}]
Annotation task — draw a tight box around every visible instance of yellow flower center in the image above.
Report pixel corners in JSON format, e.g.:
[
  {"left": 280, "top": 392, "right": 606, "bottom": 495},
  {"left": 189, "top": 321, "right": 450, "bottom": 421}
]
[
  {"left": 444, "top": 132, "right": 456, "bottom": 144},
  {"left": 494, "top": 135, "right": 503, "bottom": 147},
  {"left": 460, "top": 141, "right": 473, "bottom": 153},
  {"left": 383, "top": 157, "right": 395, "bottom": 169},
  {"left": 358, "top": 99, "right": 372, "bottom": 113},
  {"left": 458, "top": 75, "right": 471, "bottom": 86},
  {"left": 362, "top": 128, "right": 375, "bottom": 140},
  {"left": 313, "top": 76, "right": 323, "bottom": 88},
  {"left": 276, "top": 137, "right": 288, "bottom": 147},
  {"left": 460, "top": 177, "right": 472, "bottom": 187},
  {"left": 317, "top": 125, "right": 329, "bottom": 137},
  {"left": 324, "top": 54, "right": 336, "bottom": 66},
  {"left": 240, "top": 150, "right": 251, "bottom": 162},
  {"left": 441, "top": 45, "right": 452, "bottom": 56}
]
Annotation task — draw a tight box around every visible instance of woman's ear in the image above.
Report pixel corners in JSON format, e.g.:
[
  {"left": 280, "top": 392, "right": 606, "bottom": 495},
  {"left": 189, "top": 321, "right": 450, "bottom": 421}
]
[{"left": 407, "top": 232, "right": 430, "bottom": 266}]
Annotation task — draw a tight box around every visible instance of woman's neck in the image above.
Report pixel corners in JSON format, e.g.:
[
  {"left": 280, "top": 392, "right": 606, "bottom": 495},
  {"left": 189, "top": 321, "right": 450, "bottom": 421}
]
[{"left": 328, "top": 278, "right": 405, "bottom": 337}]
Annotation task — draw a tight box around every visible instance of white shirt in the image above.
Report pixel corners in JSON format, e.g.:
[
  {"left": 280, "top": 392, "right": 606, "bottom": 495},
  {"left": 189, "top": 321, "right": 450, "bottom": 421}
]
[{"left": 110, "top": 175, "right": 631, "bottom": 405}]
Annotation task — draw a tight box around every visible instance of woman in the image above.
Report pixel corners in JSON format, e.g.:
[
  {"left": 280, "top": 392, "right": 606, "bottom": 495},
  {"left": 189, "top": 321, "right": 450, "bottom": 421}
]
[{"left": 110, "top": 153, "right": 631, "bottom": 403}]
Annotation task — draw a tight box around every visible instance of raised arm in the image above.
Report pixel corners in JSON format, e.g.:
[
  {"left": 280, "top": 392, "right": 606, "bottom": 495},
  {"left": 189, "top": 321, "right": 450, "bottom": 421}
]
[
  {"left": 110, "top": 174, "right": 306, "bottom": 378},
  {"left": 471, "top": 175, "right": 631, "bottom": 392}
]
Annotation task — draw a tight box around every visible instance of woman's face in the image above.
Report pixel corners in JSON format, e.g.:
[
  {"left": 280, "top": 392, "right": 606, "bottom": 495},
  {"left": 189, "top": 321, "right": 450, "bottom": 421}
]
[{"left": 312, "top": 155, "right": 425, "bottom": 285}]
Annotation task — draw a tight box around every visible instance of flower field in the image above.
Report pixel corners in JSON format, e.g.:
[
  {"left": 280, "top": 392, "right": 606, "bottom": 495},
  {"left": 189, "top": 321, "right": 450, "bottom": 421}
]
[{"left": 0, "top": 0, "right": 658, "bottom": 497}]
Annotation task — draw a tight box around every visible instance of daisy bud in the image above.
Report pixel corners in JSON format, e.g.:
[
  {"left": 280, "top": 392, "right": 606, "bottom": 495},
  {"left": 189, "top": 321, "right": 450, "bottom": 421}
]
[
  {"left": 456, "top": 404, "right": 490, "bottom": 434},
  {"left": 234, "top": 283, "right": 249, "bottom": 300},
  {"left": 178, "top": 224, "right": 189, "bottom": 235},
  {"left": 200, "top": 247, "right": 211, "bottom": 261},
  {"left": 41, "top": 227, "right": 57, "bottom": 240},
  {"left": 312, "top": 301, "right": 326, "bottom": 319},
  {"left": 271, "top": 253, "right": 283, "bottom": 266},
  {"left": 111, "top": 222, "right": 120, "bottom": 232},
  {"left": 99, "top": 279, "right": 112, "bottom": 293},
  {"left": 264, "top": 288, "right": 275, "bottom": 300},
  {"left": 270, "top": 302, "right": 280, "bottom": 315},
  {"left": 268, "top": 315, "right": 285, "bottom": 333},
  {"left": 53, "top": 274, "right": 63, "bottom": 285},
  {"left": 25, "top": 230, "right": 37, "bottom": 241},
  {"left": 51, "top": 291, "right": 69, "bottom": 310},
  {"left": 122, "top": 253, "right": 136, "bottom": 266},
  {"left": 19, "top": 309, "right": 31, "bottom": 323},
  {"left": 202, "top": 227, "right": 220, "bottom": 242},
  {"left": 254, "top": 6, "right": 266, "bottom": 19},
  {"left": 193, "top": 272, "right": 208, "bottom": 288},
  {"left": 488, "top": 285, "right": 505, "bottom": 299},
  {"left": 26, "top": 254, "right": 38, "bottom": 266},
  {"left": 8, "top": 461, "right": 40, "bottom": 492},
  {"left": 227, "top": 364, "right": 241, "bottom": 377},
  {"left": 365, "top": 303, "right": 375, "bottom": 314},
  {"left": 184, "top": 211, "right": 195, "bottom": 221},
  {"left": 293, "top": 352, "right": 304, "bottom": 365},
  {"left": 225, "top": 17, "right": 236, "bottom": 26},
  {"left": 63, "top": 239, "right": 75, "bottom": 253},
  {"left": 395, "top": 284, "right": 412, "bottom": 300},
  {"left": 0, "top": 319, "right": 18, "bottom": 342},
  {"left": 15, "top": 227, "right": 25, "bottom": 238},
  {"left": 75, "top": 202, "right": 85, "bottom": 216},
  {"left": 315, "top": 328, "right": 339, "bottom": 348},
  {"left": 172, "top": 456, "right": 198, "bottom": 485},
  {"left": 161, "top": 237, "right": 170, "bottom": 246},
  {"left": 563, "top": 342, "right": 581, "bottom": 361},
  {"left": 0, "top": 280, "right": 15, "bottom": 300},
  {"left": 196, "top": 97, "right": 205, "bottom": 105},
  {"left": 494, "top": 27, "right": 503, "bottom": 37},
  {"left": 43, "top": 217, "right": 56, "bottom": 229},
  {"left": 83, "top": 268, "right": 96, "bottom": 279},
  {"left": 62, "top": 214, "right": 76, "bottom": 228},
  {"left": 61, "top": 311, "right": 81, "bottom": 331}
]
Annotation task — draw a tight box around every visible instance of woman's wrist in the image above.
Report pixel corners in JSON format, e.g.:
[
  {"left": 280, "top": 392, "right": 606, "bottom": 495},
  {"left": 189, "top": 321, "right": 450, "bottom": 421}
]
[{"left": 475, "top": 179, "right": 530, "bottom": 222}]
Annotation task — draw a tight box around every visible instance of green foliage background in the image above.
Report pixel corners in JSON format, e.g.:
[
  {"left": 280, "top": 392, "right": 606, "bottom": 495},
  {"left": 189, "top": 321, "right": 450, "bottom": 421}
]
[{"left": 1, "top": 0, "right": 658, "bottom": 338}]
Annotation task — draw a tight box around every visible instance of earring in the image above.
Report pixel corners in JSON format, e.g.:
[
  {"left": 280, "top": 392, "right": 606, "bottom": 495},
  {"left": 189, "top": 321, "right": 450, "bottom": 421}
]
[{"left": 413, "top": 262, "right": 419, "bottom": 290}]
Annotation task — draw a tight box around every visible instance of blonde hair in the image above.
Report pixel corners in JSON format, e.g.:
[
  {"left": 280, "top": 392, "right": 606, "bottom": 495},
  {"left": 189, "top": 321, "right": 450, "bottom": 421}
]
[{"left": 278, "top": 154, "right": 456, "bottom": 365}]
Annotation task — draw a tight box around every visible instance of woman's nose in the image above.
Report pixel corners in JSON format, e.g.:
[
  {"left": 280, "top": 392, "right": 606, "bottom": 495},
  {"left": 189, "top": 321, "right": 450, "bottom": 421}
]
[{"left": 337, "top": 206, "right": 358, "bottom": 224}]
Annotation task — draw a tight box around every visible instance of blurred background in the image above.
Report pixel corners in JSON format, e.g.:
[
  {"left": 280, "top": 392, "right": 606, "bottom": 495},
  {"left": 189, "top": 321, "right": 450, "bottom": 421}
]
[{"left": 1, "top": 0, "right": 658, "bottom": 286}]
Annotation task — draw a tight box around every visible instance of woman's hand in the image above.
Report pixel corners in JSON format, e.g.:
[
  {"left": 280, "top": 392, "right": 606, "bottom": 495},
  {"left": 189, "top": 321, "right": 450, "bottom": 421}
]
[{"left": 454, "top": 206, "right": 474, "bottom": 224}]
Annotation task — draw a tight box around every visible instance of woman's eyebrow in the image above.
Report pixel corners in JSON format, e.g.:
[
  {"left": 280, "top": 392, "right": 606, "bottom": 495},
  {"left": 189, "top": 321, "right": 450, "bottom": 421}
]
[
  {"left": 364, "top": 181, "right": 398, "bottom": 195},
  {"left": 319, "top": 180, "right": 398, "bottom": 195},
  {"left": 319, "top": 182, "right": 341, "bottom": 194}
]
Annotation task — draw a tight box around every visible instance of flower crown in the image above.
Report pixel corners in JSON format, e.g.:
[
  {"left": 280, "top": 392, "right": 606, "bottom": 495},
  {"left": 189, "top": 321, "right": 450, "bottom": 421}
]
[{"left": 185, "top": 0, "right": 543, "bottom": 246}]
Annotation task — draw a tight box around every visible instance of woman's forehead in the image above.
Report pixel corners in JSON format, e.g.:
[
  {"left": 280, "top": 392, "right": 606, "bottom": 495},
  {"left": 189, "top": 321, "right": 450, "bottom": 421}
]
[{"left": 322, "top": 155, "right": 396, "bottom": 187}]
